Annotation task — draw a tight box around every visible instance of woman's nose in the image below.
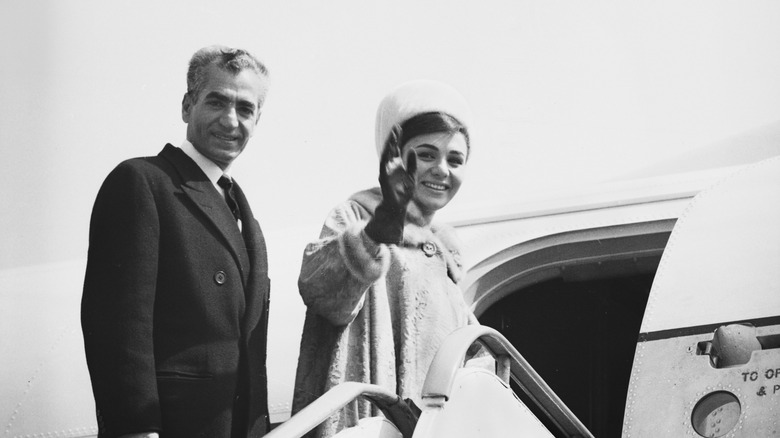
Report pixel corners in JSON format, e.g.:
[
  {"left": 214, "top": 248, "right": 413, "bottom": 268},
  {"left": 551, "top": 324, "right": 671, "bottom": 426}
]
[{"left": 431, "top": 159, "right": 449, "bottom": 177}]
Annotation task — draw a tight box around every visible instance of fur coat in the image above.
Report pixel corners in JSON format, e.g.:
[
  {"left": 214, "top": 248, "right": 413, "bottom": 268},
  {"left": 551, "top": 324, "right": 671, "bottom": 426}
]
[{"left": 291, "top": 188, "right": 475, "bottom": 438}]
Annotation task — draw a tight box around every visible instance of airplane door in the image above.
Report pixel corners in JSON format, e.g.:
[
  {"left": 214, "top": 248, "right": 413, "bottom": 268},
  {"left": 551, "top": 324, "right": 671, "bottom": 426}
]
[{"left": 622, "top": 156, "right": 780, "bottom": 437}]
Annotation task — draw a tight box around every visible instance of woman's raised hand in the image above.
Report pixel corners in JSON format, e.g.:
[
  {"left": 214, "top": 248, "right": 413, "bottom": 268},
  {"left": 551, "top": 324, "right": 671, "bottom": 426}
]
[
  {"left": 364, "top": 125, "right": 417, "bottom": 244},
  {"left": 380, "top": 125, "right": 417, "bottom": 208}
]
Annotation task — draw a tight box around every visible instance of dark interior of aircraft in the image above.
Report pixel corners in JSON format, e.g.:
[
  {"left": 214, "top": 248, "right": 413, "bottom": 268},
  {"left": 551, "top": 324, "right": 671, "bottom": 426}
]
[{"left": 479, "top": 263, "right": 657, "bottom": 438}]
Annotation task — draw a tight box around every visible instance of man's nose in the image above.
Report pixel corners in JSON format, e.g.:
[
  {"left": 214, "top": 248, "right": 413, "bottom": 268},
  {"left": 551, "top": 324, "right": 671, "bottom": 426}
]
[{"left": 220, "top": 107, "right": 239, "bottom": 128}]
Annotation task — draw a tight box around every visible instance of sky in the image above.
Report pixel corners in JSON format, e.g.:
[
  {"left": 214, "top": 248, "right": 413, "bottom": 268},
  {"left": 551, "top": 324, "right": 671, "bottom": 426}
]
[{"left": 2, "top": 0, "right": 780, "bottom": 271}]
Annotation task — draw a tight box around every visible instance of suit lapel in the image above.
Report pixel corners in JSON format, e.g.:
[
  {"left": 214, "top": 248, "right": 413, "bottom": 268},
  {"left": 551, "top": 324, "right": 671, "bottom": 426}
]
[
  {"left": 233, "top": 181, "right": 269, "bottom": 334},
  {"left": 160, "top": 145, "right": 250, "bottom": 284}
]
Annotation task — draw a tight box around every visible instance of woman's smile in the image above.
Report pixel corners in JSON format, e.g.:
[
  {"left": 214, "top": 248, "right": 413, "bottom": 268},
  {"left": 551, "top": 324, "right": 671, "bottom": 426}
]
[{"left": 421, "top": 181, "right": 449, "bottom": 192}]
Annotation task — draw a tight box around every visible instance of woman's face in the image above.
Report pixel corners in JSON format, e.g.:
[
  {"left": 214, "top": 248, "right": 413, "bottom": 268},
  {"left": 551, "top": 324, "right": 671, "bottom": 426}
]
[{"left": 402, "top": 131, "right": 469, "bottom": 215}]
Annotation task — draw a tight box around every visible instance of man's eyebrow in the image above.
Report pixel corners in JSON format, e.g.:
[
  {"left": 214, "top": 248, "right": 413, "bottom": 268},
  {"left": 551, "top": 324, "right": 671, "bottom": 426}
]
[
  {"left": 203, "top": 91, "right": 258, "bottom": 110},
  {"left": 203, "top": 90, "right": 230, "bottom": 101}
]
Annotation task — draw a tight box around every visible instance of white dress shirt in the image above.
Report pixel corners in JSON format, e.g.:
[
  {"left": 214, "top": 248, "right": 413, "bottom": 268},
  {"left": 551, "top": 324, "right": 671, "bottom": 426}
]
[{"left": 179, "top": 140, "right": 241, "bottom": 230}]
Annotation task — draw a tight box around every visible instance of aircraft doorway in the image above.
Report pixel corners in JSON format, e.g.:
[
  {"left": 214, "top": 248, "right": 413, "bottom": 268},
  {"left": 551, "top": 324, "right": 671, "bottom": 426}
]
[
  {"left": 479, "top": 271, "right": 655, "bottom": 437},
  {"left": 463, "top": 220, "right": 674, "bottom": 437}
]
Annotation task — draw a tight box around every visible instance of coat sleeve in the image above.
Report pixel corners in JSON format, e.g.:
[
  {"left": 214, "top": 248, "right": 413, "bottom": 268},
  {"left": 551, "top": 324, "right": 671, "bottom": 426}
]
[
  {"left": 81, "top": 161, "right": 162, "bottom": 435},
  {"left": 298, "top": 200, "right": 391, "bottom": 326}
]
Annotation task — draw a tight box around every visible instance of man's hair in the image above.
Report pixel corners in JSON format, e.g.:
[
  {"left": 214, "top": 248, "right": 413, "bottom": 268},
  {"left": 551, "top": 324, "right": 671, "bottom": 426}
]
[
  {"left": 186, "top": 45, "right": 269, "bottom": 102},
  {"left": 399, "top": 111, "right": 470, "bottom": 158}
]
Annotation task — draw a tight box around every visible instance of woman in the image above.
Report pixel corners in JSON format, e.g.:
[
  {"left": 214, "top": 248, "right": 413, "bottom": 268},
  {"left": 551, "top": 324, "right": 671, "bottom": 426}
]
[{"left": 292, "top": 80, "right": 478, "bottom": 437}]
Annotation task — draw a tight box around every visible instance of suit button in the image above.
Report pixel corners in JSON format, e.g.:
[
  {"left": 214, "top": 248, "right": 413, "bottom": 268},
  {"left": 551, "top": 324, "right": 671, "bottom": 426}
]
[{"left": 214, "top": 271, "right": 227, "bottom": 285}]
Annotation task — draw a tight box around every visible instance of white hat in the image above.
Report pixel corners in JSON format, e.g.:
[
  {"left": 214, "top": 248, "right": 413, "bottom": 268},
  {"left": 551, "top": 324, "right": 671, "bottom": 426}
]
[{"left": 374, "top": 80, "right": 473, "bottom": 158}]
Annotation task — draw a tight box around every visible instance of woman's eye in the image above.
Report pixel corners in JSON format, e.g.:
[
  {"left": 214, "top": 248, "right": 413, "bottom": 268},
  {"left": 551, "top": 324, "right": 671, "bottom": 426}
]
[
  {"left": 417, "top": 151, "right": 435, "bottom": 160},
  {"left": 448, "top": 157, "right": 465, "bottom": 166}
]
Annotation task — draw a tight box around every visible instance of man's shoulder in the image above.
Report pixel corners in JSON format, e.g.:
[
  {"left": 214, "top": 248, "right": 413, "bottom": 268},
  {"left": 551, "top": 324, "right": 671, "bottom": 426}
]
[
  {"left": 109, "top": 155, "right": 167, "bottom": 180},
  {"left": 110, "top": 145, "right": 184, "bottom": 176},
  {"left": 98, "top": 146, "right": 182, "bottom": 190}
]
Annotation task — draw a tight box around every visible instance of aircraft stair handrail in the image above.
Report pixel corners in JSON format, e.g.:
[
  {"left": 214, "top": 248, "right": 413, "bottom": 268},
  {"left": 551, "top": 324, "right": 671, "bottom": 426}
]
[
  {"left": 422, "top": 324, "right": 594, "bottom": 438},
  {"left": 264, "top": 382, "right": 418, "bottom": 438}
]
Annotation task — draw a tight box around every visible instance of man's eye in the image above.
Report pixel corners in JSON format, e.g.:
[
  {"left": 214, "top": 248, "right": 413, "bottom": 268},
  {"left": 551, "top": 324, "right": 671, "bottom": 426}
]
[{"left": 206, "top": 100, "right": 224, "bottom": 108}]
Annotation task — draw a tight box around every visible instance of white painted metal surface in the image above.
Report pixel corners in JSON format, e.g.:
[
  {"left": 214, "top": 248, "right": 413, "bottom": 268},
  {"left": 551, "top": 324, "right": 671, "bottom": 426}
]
[
  {"left": 624, "top": 156, "right": 780, "bottom": 437},
  {"left": 419, "top": 325, "right": 592, "bottom": 437},
  {"left": 333, "top": 418, "right": 402, "bottom": 438},
  {"left": 640, "top": 157, "right": 780, "bottom": 333},
  {"left": 414, "top": 368, "right": 554, "bottom": 438}
]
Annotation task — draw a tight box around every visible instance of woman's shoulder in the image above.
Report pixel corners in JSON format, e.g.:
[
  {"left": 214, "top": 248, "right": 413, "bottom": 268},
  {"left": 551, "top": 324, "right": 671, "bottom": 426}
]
[
  {"left": 347, "top": 188, "right": 381, "bottom": 214},
  {"left": 431, "top": 221, "right": 462, "bottom": 253},
  {"left": 319, "top": 188, "right": 379, "bottom": 230}
]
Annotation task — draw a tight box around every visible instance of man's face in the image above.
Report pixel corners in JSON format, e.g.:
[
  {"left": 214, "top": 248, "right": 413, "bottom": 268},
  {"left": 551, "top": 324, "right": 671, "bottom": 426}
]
[{"left": 182, "top": 64, "right": 269, "bottom": 169}]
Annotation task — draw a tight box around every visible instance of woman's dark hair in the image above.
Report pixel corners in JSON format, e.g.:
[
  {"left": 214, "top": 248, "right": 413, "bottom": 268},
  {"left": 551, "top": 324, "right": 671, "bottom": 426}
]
[{"left": 399, "top": 111, "right": 470, "bottom": 158}]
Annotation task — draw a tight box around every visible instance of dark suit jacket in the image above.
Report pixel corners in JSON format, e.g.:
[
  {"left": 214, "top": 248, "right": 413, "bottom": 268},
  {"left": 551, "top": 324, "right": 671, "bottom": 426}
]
[{"left": 82, "top": 144, "right": 270, "bottom": 437}]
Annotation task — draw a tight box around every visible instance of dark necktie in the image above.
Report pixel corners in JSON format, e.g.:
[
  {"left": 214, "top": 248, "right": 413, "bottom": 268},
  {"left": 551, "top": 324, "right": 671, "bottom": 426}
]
[{"left": 218, "top": 176, "right": 241, "bottom": 222}]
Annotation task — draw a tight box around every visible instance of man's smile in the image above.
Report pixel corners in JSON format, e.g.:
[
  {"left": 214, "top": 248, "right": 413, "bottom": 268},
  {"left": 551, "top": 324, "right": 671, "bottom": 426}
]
[{"left": 213, "top": 132, "right": 239, "bottom": 142}]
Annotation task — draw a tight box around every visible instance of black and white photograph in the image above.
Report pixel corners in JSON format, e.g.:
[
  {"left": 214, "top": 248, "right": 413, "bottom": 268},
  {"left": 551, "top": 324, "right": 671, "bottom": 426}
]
[{"left": 2, "top": 1, "right": 779, "bottom": 437}]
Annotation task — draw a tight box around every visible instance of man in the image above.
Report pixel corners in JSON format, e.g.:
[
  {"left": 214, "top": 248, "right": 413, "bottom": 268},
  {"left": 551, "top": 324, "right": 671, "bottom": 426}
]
[{"left": 81, "top": 45, "right": 271, "bottom": 437}]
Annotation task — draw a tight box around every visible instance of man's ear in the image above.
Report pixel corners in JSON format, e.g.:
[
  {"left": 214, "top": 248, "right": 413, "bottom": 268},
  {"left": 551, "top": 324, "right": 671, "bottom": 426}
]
[{"left": 181, "top": 93, "right": 192, "bottom": 123}]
